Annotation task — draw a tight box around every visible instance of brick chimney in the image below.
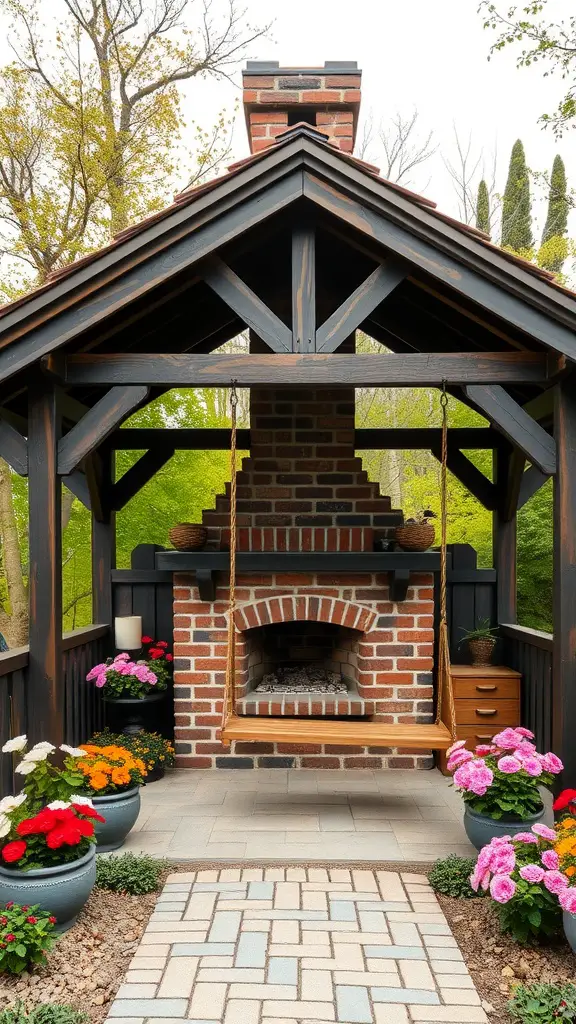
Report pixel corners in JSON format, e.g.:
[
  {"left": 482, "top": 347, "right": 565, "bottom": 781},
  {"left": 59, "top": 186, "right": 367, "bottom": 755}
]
[{"left": 242, "top": 60, "right": 361, "bottom": 154}]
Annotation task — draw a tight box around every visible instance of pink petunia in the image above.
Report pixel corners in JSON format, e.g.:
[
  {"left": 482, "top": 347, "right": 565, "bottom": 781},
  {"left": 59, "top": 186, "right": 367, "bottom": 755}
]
[
  {"left": 532, "top": 824, "right": 558, "bottom": 841},
  {"left": 540, "top": 752, "right": 564, "bottom": 774},
  {"left": 87, "top": 663, "right": 107, "bottom": 681},
  {"left": 95, "top": 673, "right": 107, "bottom": 688},
  {"left": 491, "top": 847, "right": 516, "bottom": 876},
  {"left": 490, "top": 873, "right": 516, "bottom": 903},
  {"left": 519, "top": 864, "right": 545, "bottom": 883},
  {"left": 446, "top": 739, "right": 467, "bottom": 757},
  {"left": 493, "top": 728, "right": 527, "bottom": 750},
  {"left": 515, "top": 727, "right": 535, "bottom": 739},
  {"left": 470, "top": 865, "right": 491, "bottom": 892},
  {"left": 543, "top": 870, "right": 569, "bottom": 894},
  {"left": 447, "top": 748, "right": 474, "bottom": 771},
  {"left": 497, "top": 755, "right": 523, "bottom": 774},
  {"left": 514, "top": 832, "right": 539, "bottom": 844},
  {"left": 541, "top": 850, "right": 560, "bottom": 871},
  {"left": 114, "top": 652, "right": 131, "bottom": 662},
  {"left": 559, "top": 889, "right": 576, "bottom": 914},
  {"left": 521, "top": 757, "right": 543, "bottom": 777}
]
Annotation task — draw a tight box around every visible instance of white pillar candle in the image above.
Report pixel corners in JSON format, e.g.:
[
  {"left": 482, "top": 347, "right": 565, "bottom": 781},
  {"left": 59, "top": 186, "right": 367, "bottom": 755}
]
[{"left": 114, "top": 615, "right": 143, "bottom": 651}]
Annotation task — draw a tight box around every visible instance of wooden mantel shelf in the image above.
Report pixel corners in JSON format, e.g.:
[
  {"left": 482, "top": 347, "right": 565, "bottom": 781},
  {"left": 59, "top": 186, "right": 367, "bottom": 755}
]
[{"left": 154, "top": 550, "right": 442, "bottom": 602}]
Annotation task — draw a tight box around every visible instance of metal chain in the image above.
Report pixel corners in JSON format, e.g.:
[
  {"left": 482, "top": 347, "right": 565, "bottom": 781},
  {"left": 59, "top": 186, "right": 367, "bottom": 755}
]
[{"left": 222, "top": 382, "right": 238, "bottom": 735}]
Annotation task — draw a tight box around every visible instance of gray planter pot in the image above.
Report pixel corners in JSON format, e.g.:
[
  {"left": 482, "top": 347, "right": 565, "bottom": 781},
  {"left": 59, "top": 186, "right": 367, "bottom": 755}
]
[
  {"left": 464, "top": 804, "right": 546, "bottom": 851},
  {"left": 0, "top": 845, "right": 96, "bottom": 933},
  {"left": 93, "top": 786, "right": 141, "bottom": 852},
  {"left": 563, "top": 911, "right": 576, "bottom": 953}
]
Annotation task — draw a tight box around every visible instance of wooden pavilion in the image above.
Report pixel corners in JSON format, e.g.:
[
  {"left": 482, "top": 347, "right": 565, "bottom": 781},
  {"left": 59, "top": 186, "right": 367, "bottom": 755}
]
[{"left": 0, "top": 61, "right": 573, "bottom": 784}]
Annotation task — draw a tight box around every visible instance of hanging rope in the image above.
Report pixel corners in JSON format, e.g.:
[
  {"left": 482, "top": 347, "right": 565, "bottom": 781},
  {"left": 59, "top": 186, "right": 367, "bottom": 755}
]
[
  {"left": 435, "top": 382, "right": 457, "bottom": 739},
  {"left": 221, "top": 381, "right": 239, "bottom": 740}
]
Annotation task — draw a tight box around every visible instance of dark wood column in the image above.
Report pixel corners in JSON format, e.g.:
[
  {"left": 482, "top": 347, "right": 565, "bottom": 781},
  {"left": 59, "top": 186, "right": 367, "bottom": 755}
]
[
  {"left": 553, "top": 377, "right": 576, "bottom": 778},
  {"left": 493, "top": 446, "right": 517, "bottom": 624},
  {"left": 92, "top": 449, "right": 115, "bottom": 626},
  {"left": 27, "top": 379, "right": 63, "bottom": 743}
]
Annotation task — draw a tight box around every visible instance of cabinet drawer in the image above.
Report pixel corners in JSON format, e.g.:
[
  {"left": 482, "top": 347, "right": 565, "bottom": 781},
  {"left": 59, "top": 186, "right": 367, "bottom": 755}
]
[
  {"left": 455, "top": 698, "right": 520, "bottom": 726},
  {"left": 452, "top": 677, "right": 520, "bottom": 700},
  {"left": 454, "top": 724, "right": 515, "bottom": 750}
]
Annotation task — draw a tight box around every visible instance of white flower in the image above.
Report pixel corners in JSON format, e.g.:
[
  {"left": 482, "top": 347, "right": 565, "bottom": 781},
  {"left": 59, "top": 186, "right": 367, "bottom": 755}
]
[
  {"left": 22, "top": 742, "right": 55, "bottom": 763},
  {"left": 70, "top": 794, "right": 94, "bottom": 808},
  {"left": 47, "top": 800, "right": 71, "bottom": 810},
  {"left": 2, "top": 735, "right": 27, "bottom": 754},
  {"left": 60, "top": 744, "right": 87, "bottom": 757},
  {"left": 15, "top": 760, "right": 36, "bottom": 775},
  {"left": 0, "top": 794, "right": 26, "bottom": 814},
  {"left": 0, "top": 815, "right": 10, "bottom": 838}
]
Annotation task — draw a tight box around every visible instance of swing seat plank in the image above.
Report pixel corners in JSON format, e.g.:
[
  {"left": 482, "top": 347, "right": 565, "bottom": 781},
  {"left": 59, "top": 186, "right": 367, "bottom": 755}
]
[{"left": 221, "top": 715, "right": 453, "bottom": 750}]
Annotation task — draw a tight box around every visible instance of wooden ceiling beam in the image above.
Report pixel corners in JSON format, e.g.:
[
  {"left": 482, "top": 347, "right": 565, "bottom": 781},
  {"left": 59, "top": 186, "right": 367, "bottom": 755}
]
[
  {"left": 431, "top": 445, "right": 498, "bottom": 510},
  {"left": 292, "top": 225, "right": 316, "bottom": 352},
  {"left": 57, "top": 385, "right": 149, "bottom": 475},
  {"left": 203, "top": 256, "right": 292, "bottom": 353},
  {"left": 464, "top": 384, "right": 556, "bottom": 475},
  {"left": 110, "top": 448, "right": 175, "bottom": 511},
  {"left": 0, "top": 414, "right": 28, "bottom": 475},
  {"left": 316, "top": 261, "right": 407, "bottom": 353}
]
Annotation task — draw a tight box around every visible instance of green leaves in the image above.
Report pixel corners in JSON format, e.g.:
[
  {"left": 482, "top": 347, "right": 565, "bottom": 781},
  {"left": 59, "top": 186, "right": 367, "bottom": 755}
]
[
  {"left": 96, "top": 852, "right": 168, "bottom": 895},
  {"left": 0, "top": 903, "right": 56, "bottom": 975},
  {"left": 509, "top": 982, "right": 576, "bottom": 1022},
  {"left": 0, "top": 1003, "right": 88, "bottom": 1024},
  {"left": 429, "top": 856, "right": 483, "bottom": 898}
]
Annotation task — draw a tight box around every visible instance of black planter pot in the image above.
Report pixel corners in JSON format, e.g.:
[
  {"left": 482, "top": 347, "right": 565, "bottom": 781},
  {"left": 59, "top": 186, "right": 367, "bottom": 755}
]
[
  {"left": 145, "top": 763, "right": 166, "bottom": 783},
  {"left": 104, "top": 691, "right": 167, "bottom": 735}
]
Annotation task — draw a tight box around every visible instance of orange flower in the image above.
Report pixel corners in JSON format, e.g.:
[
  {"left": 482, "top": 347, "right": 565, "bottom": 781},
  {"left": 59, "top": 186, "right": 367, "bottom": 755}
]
[
  {"left": 89, "top": 772, "right": 108, "bottom": 790},
  {"left": 111, "top": 767, "right": 131, "bottom": 786},
  {"left": 566, "top": 866, "right": 576, "bottom": 878}
]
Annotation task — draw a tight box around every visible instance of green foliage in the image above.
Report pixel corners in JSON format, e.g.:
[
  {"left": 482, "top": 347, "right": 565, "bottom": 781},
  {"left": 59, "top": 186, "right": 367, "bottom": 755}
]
[
  {"left": 95, "top": 853, "right": 168, "bottom": 895},
  {"left": 496, "top": 881, "right": 561, "bottom": 944},
  {"left": 462, "top": 762, "right": 550, "bottom": 820},
  {"left": 541, "top": 156, "right": 569, "bottom": 252},
  {"left": 476, "top": 179, "right": 491, "bottom": 234},
  {"left": 91, "top": 729, "right": 175, "bottom": 771},
  {"left": 501, "top": 140, "right": 533, "bottom": 251},
  {"left": 518, "top": 480, "right": 553, "bottom": 631},
  {"left": 459, "top": 618, "right": 499, "bottom": 643},
  {"left": 0, "top": 904, "right": 56, "bottom": 974},
  {"left": 0, "top": 1005, "right": 87, "bottom": 1024},
  {"left": 428, "top": 856, "right": 481, "bottom": 898},
  {"left": 508, "top": 983, "right": 576, "bottom": 1022}
]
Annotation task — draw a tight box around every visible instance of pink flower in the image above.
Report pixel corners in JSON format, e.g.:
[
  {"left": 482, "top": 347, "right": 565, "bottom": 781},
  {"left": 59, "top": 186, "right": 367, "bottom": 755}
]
[
  {"left": 447, "top": 748, "right": 474, "bottom": 771},
  {"left": 490, "top": 873, "right": 516, "bottom": 903},
  {"left": 470, "top": 866, "right": 491, "bottom": 892},
  {"left": 475, "top": 744, "right": 493, "bottom": 756},
  {"left": 86, "top": 663, "right": 106, "bottom": 681},
  {"left": 532, "top": 824, "right": 557, "bottom": 841},
  {"left": 541, "top": 850, "right": 560, "bottom": 870},
  {"left": 540, "top": 752, "right": 564, "bottom": 774},
  {"left": 514, "top": 832, "right": 539, "bottom": 844},
  {"left": 493, "top": 728, "right": 527, "bottom": 750},
  {"left": 521, "top": 757, "right": 543, "bottom": 777},
  {"left": 497, "top": 755, "right": 523, "bottom": 774},
  {"left": 519, "top": 864, "right": 545, "bottom": 883},
  {"left": 543, "top": 870, "right": 569, "bottom": 894},
  {"left": 452, "top": 762, "right": 472, "bottom": 790},
  {"left": 559, "top": 889, "right": 576, "bottom": 914},
  {"left": 446, "top": 739, "right": 467, "bottom": 757},
  {"left": 114, "top": 652, "right": 130, "bottom": 662},
  {"left": 491, "top": 847, "right": 516, "bottom": 875},
  {"left": 516, "top": 727, "right": 535, "bottom": 739},
  {"left": 95, "top": 673, "right": 107, "bottom": 688}
]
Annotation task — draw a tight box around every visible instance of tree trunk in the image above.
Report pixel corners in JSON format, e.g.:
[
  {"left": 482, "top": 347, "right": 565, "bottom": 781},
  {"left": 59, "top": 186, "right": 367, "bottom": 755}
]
[{"left": 0, "top": 458, "right": 28, "bottom": 646}]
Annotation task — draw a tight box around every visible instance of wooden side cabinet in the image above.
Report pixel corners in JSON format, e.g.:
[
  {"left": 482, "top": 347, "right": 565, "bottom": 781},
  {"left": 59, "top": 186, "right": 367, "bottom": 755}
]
[{"left": 438, "top": 665, "right": 521, "bottom": 775}]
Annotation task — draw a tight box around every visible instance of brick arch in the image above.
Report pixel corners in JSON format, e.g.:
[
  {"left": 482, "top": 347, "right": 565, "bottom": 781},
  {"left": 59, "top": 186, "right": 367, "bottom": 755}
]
[{"left": 233, "top": 594, "right": 377, "bottom": 634}]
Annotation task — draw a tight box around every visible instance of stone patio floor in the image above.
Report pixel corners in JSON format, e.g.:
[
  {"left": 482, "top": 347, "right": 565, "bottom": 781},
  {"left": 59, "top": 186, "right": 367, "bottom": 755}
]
[
  {"left": 124, "top": 769, "right": 476, "bottom": 862},
  {"left": 105, "top": 865, "right": 488, "bottom": 1024}
]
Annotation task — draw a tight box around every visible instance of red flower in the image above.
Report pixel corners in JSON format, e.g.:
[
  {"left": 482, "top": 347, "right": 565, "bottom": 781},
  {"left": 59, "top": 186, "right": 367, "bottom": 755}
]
[
  {"left": 553, "top": 789, "right": 576, "bottom": 811},
  {"left": 5, "top": 902, "right": 13, "bottom": 909},
  {"left": 72, "top": 803, "right": 105, "bottom": 823},
  {"left": 76, "top": 818, "right": 95, "bottom": 837},
  {"left": 4, "top": 933, "right": 15, "bottom": 942},
  {"left": 0, "top": 916, "right": 6, "bottom": 925},
  {"left": 17, "top": 809, "right": 57, "bottom": 835},
  {"left": 141, "top": 635, "right": 153, "bottom": 644},
  {"left": 1, "top": 841, "right": 26, "bottom": 863},
  {"left": 26, "top": 916, "right": 37, "bottom": 924},
  {"left": 148, "top": 648, "right": 163, "bottom": 659},
  {"left": 21, "top": 906, "right": 28, "bottom": 911},
  {"left": 46, "top": 824, "right": 83, "bottom": 849},
  {"left": 156, "top": 641, "right": 168, "bottom": 648},
  {"left": 49, "top": 916, "right": 57, "bottom": 924},
  {"left": 166, "top": 653, "right": 173, "bottom": 662}
]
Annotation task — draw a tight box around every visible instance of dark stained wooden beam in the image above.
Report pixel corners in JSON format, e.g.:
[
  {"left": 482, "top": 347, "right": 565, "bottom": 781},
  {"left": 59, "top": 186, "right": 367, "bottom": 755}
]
[
  {"left": 431, "top": 446, "right": 498, "bottom": 510},
  {"left": 84, "top": 452, "right": 105, "bottom": 523},
  {"left": 110, "top": 448, "right": 175, "bottom": 511},
  {"left": 464, "top": 385, "right": 556, "bottom": 475},
  {"left": 56, "top": 351, "right": 549, "bottom": 387},
  {"left": 62, "top": 469, "right": 91, "bottom": 510},
  {"left": 292, "top": 226, "right": 315, "bottom": 352},
  {"left": 57, "top": 385, "right": 150, "bottom": 475},
  {"left": 0, "top": 415, "right": 27, "bottom": 475},
  {"left": 203, "top": 257, "right": 292, "bottom": 353},
  {"left": 27, "top": 379, "right": 63, "bottom": 744},
  {"left": 493, "top": 447, "right": 517, "bottom": 624},
  {"left": 107, "top": 426, "right": 500, "bottom": 450},
  {"left": 502, "top": 449, "right": 525, "bottom": 522},
  {"left": 523, "top": 387, "right": 554, "bottom": 424},
  {"left": 517, "top": 464, "right": 551, "bottom": 509},
  {"left": 304, "top": 171, "right": 576, "bottom": 360},
  {"left": 316, "top": 261, "right": 407, "bottom": 353},
  {"left": 92, "top": 449, "right": 115, "bottom": 626},
  {"left": 553, "top": 378, "right": 576, "bottom": 781}
]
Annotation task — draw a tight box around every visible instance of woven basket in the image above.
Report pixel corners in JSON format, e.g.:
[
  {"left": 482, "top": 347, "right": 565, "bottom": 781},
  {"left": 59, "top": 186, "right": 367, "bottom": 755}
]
[
  {"left": 468, "top": 637, "right": 497, "bottom": 666},
  {"left": 394, "top": 523, "right": 435, "bottom": 552},
  {"left": 168, "top": 523, "right": 207, "bottom": 551}
]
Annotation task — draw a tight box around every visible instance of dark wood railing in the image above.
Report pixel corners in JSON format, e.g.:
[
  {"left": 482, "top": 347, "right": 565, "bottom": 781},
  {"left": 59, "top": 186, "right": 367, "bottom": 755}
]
[
  {"left": 501, "top": 623, "right": 553, "bottom": 753},
  {"left": 0, "top": 624, "right": 110, "bottom": 797}
]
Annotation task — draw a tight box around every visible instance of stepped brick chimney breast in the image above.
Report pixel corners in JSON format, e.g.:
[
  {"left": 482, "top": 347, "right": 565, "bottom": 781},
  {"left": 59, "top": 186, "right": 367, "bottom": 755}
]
[{"left": 171, "top": 61, "right": 436, "bottom": 771}]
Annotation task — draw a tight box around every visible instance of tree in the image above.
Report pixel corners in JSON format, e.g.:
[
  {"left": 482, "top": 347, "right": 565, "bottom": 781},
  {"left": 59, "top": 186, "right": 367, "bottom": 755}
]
[
  {"left": 358, "top": 109, "right": 435, "bottom": 188},
  {"left": 443, "top": 127, "right": 499, "bottom": 228},
  {"left": 501, "top": 139, "right": 533, "bottom": 252},
  {"left": 479, "top": 2, "right": 576, "bottom": 135},
  {"left": 476, "top": 179, "right": 490, "bottom": 234},
  {"left": 539, "top": 154, "right": 569, "bottom": 272}
]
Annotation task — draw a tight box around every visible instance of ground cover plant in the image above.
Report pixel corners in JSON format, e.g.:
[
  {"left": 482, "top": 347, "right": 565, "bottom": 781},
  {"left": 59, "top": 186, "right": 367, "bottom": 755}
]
[
  {"left": 0, "top": 904, "right": 57, "bottom": 974},
  {"left": 508, "top": 982, "right": 576, "bottom": 1022},
  {"left": 428, "top": 855, "right": 482, "bottom": 898},
  {"left": 0, "top": 1006, "right": 87, "bottom": 1024},
  {"left": 95, "top": 853, "right": 168, "bottom": 895}
]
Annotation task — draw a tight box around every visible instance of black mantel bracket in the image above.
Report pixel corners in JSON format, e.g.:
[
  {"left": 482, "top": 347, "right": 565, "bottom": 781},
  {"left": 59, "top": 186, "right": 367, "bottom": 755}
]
[{"left": 154, "top": 550, "right": 444, "bottom": 603}]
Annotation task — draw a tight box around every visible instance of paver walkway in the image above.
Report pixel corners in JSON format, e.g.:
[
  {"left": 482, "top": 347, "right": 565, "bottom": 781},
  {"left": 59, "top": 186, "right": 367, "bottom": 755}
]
[
  {"left": 105, "top": 866, "right": 487, "bottom": 1024},
  {"left": 126, "top": 769, "right": 475, "bottom": 862}
]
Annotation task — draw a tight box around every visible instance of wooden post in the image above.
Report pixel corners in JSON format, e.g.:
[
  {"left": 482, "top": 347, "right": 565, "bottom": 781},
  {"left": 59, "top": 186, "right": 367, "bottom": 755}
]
[
  {"left": 27, "top": 379, "right": 63, "bottom": 743},
  {"left": 493, "top": 447, "right": 517, "bottom": 625},
  {"left": 553, "top": 377, "right": 576, "bottom": 777},
  {"left": 92, "top": 449, "right": 115, "bottom": 626}
]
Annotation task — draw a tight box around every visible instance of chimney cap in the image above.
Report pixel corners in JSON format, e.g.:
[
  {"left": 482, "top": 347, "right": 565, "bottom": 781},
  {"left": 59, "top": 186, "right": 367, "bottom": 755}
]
[{"left": 244, "top": 60, "right": 360, "bottom": 76}]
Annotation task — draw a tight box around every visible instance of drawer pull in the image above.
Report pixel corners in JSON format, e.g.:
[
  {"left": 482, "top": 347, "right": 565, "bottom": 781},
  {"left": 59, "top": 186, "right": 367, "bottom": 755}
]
[
  {"left": 475, "top": 708, "right": 497, "bottom": 716},
  {"left": 476, "top": 685, "right": 497, "bottom": 692},
  {"left": 475, "top": 734, "right": 494, "bottom": 741}
]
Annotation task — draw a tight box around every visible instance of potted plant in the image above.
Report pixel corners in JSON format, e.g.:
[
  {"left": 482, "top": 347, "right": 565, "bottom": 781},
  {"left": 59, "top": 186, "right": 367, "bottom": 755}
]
[
  {"left": 446, "top": 729, "right": 563, "bottom": 850},
  {"left": 91, "top": 728, "right": 175, "bottom": 782},
  {"left": 76, "top": 743, "right": 147, "bottom": 852},
  {"left": 460, "top": 618, "right": 499, "bottom": 666},
  {"left": 87, "top": 637, "right": 172, "bottom": 734},
  {"left": 394, "top": 509, "right": 436, "bottom": 551},
  {"left": 551, "top": 789, "right": 576, "bottom": 952}
]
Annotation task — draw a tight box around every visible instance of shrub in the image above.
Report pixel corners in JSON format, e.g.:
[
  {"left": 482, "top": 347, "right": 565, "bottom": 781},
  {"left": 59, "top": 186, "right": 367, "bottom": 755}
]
[
  {"left": 508, "top": 982, "right": 576, "bottom": 1022},
  {"left": 0, "top": 1004, "right": 88, "bottom": 1024},
  {"left": 428, "top": 856, "right": 481, "bottom": 898},
  {"left": 96, "top": 853, "right": 168, "bottom": 894},
  {"left": 0, "top": 904, "right": 56, "bottom": 974}
]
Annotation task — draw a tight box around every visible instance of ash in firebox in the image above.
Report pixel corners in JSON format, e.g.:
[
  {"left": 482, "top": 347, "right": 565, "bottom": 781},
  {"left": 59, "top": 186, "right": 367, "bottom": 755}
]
[{"left": 254, "top": 666, "right": 348, "bottom": 693}]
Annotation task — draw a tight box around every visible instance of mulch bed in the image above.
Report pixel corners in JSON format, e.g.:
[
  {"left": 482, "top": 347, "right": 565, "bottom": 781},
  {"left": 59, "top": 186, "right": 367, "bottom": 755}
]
[{"left": 2, "top": 860, "right": 575, "bottom": 1023}]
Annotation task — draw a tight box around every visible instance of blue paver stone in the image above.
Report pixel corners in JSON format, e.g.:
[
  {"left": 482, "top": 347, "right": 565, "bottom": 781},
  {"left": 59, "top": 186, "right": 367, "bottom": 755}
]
[{"left": 336, "top": 986, "right": 373, "bottom": 1023}]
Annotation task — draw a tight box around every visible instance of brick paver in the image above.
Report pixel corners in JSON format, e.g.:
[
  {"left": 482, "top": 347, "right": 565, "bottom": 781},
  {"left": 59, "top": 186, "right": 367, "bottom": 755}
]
[{"left": 104, "top": 868, "right": 486, "bottom": 1024}]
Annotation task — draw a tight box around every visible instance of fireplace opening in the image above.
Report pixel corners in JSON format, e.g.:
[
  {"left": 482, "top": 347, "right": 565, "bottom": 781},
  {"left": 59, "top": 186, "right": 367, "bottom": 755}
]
[{"left": 244, "top": 620, "right": 359, "bottom": 694}]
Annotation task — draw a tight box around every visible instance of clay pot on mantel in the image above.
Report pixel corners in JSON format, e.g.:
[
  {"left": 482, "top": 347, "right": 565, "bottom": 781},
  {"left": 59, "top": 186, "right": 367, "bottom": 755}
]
[{"left": 394, "top": 522, "right": 435, "bottom": 552}]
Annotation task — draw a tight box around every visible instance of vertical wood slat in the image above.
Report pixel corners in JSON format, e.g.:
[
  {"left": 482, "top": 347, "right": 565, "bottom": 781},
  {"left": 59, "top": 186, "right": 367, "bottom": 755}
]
[
  {"left": 553, "top": 378, "right": 576, "bottom": 781},
  {"left": 0, "top": 650, "right": 30, "bottom": 797},
  {"left": 292, "top": 226, "right": 315, "bottom": 352},
  {"left": 501, "top": 624, "right": 553, "bottom": 753}
]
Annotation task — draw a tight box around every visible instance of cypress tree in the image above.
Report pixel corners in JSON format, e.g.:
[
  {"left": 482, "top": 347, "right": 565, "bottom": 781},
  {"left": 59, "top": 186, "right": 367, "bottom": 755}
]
[
  {"left": 501, "top": 139, "right": 533, "bottom": 251},
  {"left": 476, "top": 179, "right": 490, "bottom": 234},
  {"left": 540, "top": 154, "right": 568, "bottom": 272}
]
